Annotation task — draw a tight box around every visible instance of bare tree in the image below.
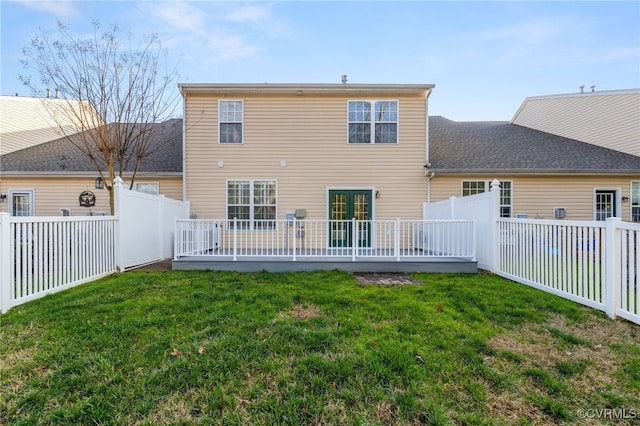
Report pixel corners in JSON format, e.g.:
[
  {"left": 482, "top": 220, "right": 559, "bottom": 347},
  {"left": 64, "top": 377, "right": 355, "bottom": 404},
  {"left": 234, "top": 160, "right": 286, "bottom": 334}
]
[{"left": 20, "top": 20, "right": 180, "bottom": 214}]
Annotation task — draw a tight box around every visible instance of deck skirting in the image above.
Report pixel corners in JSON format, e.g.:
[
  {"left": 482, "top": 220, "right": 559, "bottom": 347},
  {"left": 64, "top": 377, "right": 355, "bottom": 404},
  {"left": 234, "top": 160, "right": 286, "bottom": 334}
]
[{"left": 172, "top": 256, "right": 477, "bottom": 273}]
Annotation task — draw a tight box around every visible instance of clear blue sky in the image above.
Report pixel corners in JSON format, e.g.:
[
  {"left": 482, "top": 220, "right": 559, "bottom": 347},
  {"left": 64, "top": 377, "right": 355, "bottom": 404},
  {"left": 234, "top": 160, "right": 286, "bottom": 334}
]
[{"left": 1, "top": 1, "right": 639, "bottom": 121}]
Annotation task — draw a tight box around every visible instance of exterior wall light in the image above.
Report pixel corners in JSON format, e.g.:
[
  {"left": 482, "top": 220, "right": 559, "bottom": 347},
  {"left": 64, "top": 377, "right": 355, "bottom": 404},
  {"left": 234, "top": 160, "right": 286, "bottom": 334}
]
[
  {"left": 95, "top": 177, "right": 104, "bottom": 189},
  {"left": 0, "top": 194, "right": 6, "bottom": 203}
]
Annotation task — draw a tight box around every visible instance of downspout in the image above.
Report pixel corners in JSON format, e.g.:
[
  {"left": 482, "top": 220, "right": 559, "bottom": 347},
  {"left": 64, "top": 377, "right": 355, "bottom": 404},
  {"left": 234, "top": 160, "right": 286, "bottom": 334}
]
[
  {"left": 427, "top": 172, "right": 435, "bottom": 203},
  {"left": 425, "top": 94, "right": 430, "bottom": 177},
  {"left": 424, "top": 91, "right": 432, "bottom": 203}
]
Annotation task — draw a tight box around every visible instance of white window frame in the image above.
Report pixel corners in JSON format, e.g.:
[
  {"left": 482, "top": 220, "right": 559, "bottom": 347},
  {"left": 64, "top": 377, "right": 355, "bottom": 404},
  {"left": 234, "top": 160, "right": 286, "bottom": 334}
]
[
  {"left": 593, "top": 187, "right": 620, "bottom": 221},
  {"left": 9, "top": 189, "right": 34, "bottom": 216},
  {"left": 134, "top": 182, "right": 159, "bottom": 195},
  {"left": 632, "top": 181, "right": 640, "bottom": 222},
  {"left": 461, "top": 180, "right": 512, "bottom": 218},
  {"left": 461, "top": 180, "right": 486, "bottom": 196},
  {"left": 226, "top": 179, "right": 277, "bottom": 230},
  {"left": 347, "top": 100, "right": 398, "bottom": 144},
  {"left": 219, "top": 100, "right": 244, "bottom": 144}
]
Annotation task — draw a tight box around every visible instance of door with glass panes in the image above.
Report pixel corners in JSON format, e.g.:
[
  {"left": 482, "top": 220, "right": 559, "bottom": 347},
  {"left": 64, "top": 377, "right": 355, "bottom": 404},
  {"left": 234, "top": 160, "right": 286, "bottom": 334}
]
[
  {"left": 329, "top": 190, "right": 372, "bottom": 247},
  {"left": 595, "top": 190, "right": 617, "bottom": 221}
]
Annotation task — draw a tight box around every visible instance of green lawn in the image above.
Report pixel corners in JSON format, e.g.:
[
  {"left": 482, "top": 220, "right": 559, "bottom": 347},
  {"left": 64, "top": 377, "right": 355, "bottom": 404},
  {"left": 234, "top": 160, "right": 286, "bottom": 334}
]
[{"left": 1, "top": 270, "right": 638, "bottom": 425}]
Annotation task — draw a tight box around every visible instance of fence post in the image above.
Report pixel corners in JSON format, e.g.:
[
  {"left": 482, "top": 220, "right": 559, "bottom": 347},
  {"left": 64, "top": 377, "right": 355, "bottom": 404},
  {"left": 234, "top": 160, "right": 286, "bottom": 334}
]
[
  {"left": 395, "top": 218, "right": 400, "bottom": 261},
  {"left": 113, "top": 177, "right": 125, "bottom": 272},
  {"left": 605, "top": 217, "right": 621, "bottom": 319},
  {"left": 490, "top": 179, "right": 501, "bottom": 273},
  {"left": 158, "top": 195, "right": 165, "bottom": 260},
  {"left": 448, "top": 196, "right": 456, "bottom": 219},
  {"left": 0, "top": 213, "right": 11, "bottom": 313},
  {"left": 292, "top": 217, "right": 297, "bottom": 261},
  {"left": 174, "top": 219, "right": 180, "bottom": 260},
  {"left": 471, "top": 220, "right": 477, "bottom": 261},
  {"left": 352, "top": 218, "right": 357, "bottom": 261},
  {"left": 233, "top": 217, "right": 238, "bottom": 261}
]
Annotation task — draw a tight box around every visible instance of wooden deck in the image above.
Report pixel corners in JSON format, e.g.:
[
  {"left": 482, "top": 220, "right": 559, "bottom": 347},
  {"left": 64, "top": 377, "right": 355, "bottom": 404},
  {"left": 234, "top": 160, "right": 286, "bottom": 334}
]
[{"left": 174, "top": 219, "right": 477, "bottom": 273}]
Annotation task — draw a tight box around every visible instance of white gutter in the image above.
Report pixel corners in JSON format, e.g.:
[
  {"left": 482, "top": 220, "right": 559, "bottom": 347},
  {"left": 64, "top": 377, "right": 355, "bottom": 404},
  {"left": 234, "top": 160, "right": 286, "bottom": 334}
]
[{"left": 178, "top": 83, "right": 435, "bottom": 97}]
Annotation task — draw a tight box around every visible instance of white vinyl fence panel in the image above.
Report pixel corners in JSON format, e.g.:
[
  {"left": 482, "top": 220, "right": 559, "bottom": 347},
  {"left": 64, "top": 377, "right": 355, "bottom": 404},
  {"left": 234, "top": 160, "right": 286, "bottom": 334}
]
[
  {"left": 424, "top": 179, "right": 499, "bottom": 270},
  {"left": 0, "top": 214, "right": 118, "bottom": 313},
  {"left": 115, "top": 178, "right": 189, "bottom": 269},
  {"left": 497, "top": 217, "right": 639, "bottom": 325},
  {"left": 1, "top": 180, "right": 190, "bottom": 313},
  {"left": 614, "top": 221, "right": 640, "bottom": 324}
]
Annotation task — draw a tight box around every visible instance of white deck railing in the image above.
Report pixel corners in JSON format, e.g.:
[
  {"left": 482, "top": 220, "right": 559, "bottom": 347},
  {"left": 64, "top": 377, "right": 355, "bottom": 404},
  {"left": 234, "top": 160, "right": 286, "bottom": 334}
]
[{"left": 175, "top": 218, "right": 476, "bottom": 261}]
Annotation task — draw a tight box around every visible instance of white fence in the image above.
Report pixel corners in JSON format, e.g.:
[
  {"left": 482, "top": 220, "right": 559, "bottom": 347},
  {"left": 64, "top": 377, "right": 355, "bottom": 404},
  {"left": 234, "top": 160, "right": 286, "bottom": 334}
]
[
  {"left": 175, "top": 218, "right": 475, "bottom": 261},
  {"left": 424, "top": 180, "right": 500, "bottom": 270},
  {"left": 0, "top": 179, "right": 190, "bottom": 313},
  {"left": 0, "top": 215, "right": 118, "bottom": 313},
  {"left": 424, "top": 180, "right": 640, "bottom": 324},
  {"left": 115, "top": 178, "right": 190, "bottom": 269},
  {"left": 497, "top": 217, "right": 639, "bottom": 324}
]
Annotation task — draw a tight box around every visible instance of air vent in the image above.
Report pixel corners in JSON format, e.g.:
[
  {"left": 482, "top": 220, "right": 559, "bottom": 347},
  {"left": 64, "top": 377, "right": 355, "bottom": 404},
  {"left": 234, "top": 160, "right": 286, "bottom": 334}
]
[{"left": 554, "top": 208, "right": 566, "bottom": 219}]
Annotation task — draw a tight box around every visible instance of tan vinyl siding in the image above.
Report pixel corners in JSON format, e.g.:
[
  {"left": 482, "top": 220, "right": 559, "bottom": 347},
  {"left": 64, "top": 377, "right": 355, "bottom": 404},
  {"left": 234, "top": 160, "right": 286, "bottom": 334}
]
[
  {"left": 184, "top": 93, "right": 428, "bottom": 220},
  {"left": 429, "top": 175, "right": 640, "bottom": 222},
  {"left": 511, "top": 91, "right": 640, "bottom": 156},
  {"left": 0, "top": 176, "right": 183, "bottom": 216}
]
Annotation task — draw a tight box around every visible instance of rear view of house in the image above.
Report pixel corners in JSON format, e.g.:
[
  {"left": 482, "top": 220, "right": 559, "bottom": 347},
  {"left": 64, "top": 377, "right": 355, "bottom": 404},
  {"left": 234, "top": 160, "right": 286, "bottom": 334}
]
[
  {"left": 173, "top": 83, "right": 480, "bottom": 271},
  {"left": 180, "top": 83, "right": 434, "bottom": 232}
]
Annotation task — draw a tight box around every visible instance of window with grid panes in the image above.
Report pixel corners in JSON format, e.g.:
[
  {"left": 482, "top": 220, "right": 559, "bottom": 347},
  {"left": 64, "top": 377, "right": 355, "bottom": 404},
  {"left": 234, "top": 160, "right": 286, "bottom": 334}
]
[
  {"left": 631, "top": 181, "right": 640, "bottom": 222},
  {"left": 227, "top": 180, "right": 276, "bottom": 229},
  {"left": 10, "top": 190, "right": 34, "bottom": 216},
  {"left": 461, "top": 180, "right": 512, "bottom": 218},
  {"left": 348, "top": 100, "right": 397, "bottom": 144},
  {"left": 219, "top": 100, "right": 243, "bottom": 143}
]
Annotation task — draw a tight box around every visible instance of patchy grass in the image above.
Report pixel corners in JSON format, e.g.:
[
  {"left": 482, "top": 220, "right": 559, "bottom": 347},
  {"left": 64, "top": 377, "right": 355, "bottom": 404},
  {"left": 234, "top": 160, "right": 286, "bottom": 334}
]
[{"left": 0, "top": 270, "right": 638, "bottom": 425}]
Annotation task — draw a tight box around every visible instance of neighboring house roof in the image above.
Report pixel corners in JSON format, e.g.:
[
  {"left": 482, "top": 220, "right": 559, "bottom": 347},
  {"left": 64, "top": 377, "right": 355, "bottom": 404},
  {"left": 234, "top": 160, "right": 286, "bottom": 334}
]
[
  {"left": 0, "top": 119, "right": 183, "bottom": 175},
  {"left": 428, "top": 116, "right": 640, "bottom": 174},
  {"left": 510, "top": 88, "right": 640, "bottom": 157},
  {"left": 0, "top": 95, "right": 103, "bottom": 156}
]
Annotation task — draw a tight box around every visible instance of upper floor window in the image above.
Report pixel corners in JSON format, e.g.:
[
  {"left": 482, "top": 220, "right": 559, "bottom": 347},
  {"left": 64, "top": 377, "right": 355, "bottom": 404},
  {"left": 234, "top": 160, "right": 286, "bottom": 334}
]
[
  {"left": 461, "top": 180, "right": 512, "bottom": 218},
  {"left": 219, "top": 100, "right": 243, "bottom": 143},
  {"left": 631, "top": 181, "right": 639, "bottom": 222},
  {"left": 348, "top": 100, "right": 398, "bottom": 144}
]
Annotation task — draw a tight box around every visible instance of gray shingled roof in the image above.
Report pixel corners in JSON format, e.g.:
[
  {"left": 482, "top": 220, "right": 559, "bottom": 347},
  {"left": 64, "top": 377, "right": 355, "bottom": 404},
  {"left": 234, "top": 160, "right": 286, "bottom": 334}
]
[
  {"left": 428, "top": 116, "right": 640, "bottom": 173},
  {"left": 3, "top": 116, "right": 639, "bottom": 175},
  {"left": 1, "top": 119, "right": 182, "bottom": 174}
]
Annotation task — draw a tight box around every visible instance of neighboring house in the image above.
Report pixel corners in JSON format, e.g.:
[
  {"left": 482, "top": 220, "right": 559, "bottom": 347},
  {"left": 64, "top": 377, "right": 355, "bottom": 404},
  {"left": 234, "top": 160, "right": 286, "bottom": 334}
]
[
  {"left": 426, "top": 116, "right": 640, "bottom": 222},
  {"left": 0, "top": 119, "right": 183, "bottom": 216},
  {"left": 0, "top": 95, "right": 102, "bottom": 155},
  {"left": 511, "top": 88, "right": 640, "bottom": 157},
  {"left": 179, "top": 83, "right": 435, "bottom": 239}
]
